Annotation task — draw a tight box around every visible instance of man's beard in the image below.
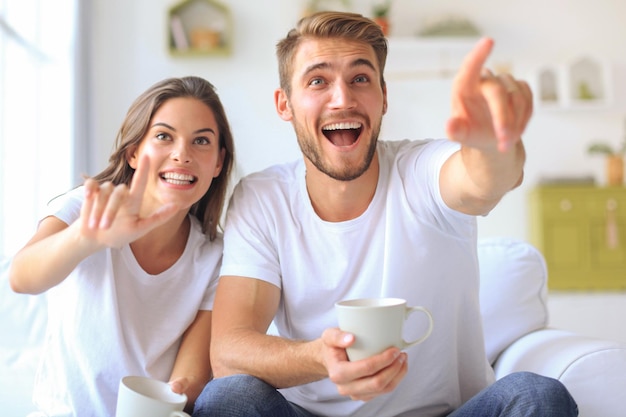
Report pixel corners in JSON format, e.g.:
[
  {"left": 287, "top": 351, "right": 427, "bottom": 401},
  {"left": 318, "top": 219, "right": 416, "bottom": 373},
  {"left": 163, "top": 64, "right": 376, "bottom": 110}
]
[{"left": 293, "top": 115, "right": 382, "bottom": 182}]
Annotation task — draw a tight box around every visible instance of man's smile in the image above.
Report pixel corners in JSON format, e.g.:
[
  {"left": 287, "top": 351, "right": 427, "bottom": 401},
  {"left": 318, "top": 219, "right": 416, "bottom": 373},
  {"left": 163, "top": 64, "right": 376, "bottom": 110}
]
[{"left": 322, "top": 121, "right": 363, "bottom": 147}]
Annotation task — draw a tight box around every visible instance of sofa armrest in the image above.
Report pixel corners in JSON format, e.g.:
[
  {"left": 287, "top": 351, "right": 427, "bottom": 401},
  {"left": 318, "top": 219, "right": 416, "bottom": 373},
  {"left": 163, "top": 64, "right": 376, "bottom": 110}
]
[
  {"left": 493, "top": 328, "right": 626, "bottom": 417},
  {"left": 0, "top": 257, "right": 45, "bottom": 416}
]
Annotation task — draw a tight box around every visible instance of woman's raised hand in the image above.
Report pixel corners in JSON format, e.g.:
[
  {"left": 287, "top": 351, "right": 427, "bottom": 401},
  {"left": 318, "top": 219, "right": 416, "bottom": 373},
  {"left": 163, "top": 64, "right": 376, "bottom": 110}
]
[{"left": 78, "top": 155, "right": 179, "bottom": 249}]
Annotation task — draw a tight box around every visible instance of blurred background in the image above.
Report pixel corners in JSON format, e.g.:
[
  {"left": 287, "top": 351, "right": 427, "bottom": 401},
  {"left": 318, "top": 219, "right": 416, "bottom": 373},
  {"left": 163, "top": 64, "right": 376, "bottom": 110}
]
[
  {"left": 1, "top": 0, "right": 625, "bottom": 353},
  {"left": 3, "top": 0, "right": 626, "bottom": 256}
]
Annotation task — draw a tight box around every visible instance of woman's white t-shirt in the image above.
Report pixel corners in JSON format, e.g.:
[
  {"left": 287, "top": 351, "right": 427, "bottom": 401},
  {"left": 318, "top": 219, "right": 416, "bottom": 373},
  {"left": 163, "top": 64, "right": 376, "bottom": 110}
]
[{"left": 33, "top": 187, "right": 222, "bottom": 417}]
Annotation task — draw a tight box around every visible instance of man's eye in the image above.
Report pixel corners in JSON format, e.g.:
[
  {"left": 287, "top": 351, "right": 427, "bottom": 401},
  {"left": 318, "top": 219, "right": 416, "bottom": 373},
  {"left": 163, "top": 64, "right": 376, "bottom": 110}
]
[
  {"left": 354, "top": 75, "right": 369, "bottom": 83},
  {"left": 309, "top": 78, "right": 324, "bottom": 86}
]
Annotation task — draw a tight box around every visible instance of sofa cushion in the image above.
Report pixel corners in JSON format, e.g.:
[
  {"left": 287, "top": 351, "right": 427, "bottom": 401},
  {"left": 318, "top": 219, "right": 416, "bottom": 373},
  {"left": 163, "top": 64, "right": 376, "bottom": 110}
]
[
  {"left": 493, "top": 328, "right": 626, "bottom": 417},
  {"left": 478, "top": 237, "right": 549, "bottom": 364}
]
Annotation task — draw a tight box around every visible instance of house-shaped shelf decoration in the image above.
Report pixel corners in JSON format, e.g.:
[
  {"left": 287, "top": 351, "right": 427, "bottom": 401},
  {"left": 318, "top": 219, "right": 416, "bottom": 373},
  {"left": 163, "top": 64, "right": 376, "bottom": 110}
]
[
  {"left": 569, "top": 57, "right": 604, "bottom": 103},
  {"left": 535, "top": 56, "right": 612, "bottom": 110},
  {"left": 168, "top": 0, "right": 232, "bottom": 56},
  {"left": 538, "top": 68, "right": 559, "bottom": 104}
]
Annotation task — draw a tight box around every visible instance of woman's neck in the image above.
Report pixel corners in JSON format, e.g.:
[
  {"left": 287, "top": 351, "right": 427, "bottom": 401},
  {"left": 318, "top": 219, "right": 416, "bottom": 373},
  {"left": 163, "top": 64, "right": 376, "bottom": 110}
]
[{"left": 129, "top": 213, "right": 191, "bottom": 275}]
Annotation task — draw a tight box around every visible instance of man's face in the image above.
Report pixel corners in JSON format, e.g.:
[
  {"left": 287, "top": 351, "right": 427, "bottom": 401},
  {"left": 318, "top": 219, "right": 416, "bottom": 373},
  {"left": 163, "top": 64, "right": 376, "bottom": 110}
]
[{"left": 275, "top": 37, "right": 387, "bottom": 181}]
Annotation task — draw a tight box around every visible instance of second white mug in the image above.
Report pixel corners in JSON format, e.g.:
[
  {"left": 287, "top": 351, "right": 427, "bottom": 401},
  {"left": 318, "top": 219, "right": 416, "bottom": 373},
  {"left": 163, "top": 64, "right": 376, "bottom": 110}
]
[{"left": 115, "top": 375, "right": 189, "bottom": 417}]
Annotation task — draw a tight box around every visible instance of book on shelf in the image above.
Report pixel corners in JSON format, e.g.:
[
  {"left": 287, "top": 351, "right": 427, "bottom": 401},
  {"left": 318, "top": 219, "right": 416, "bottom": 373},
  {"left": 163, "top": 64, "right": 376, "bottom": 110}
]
[{"left": 170, "top": 14, "right": 189, "bottom": 51}]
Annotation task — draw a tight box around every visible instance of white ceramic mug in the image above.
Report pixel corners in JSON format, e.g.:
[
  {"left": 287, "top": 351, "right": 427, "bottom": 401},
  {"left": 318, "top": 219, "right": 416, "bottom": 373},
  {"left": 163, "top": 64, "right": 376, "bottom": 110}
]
[
  {"left": 336, "top": 297, "right": 434, "bottom": 361},
  {"left": 115, "top": 376, "right": 189, "bottom": 417}
]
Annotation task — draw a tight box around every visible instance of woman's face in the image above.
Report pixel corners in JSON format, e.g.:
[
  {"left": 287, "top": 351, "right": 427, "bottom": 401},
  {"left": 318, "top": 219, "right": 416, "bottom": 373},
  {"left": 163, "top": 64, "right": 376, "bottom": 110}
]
[{"left": 128, "top": 97, "right": 225, "bottom": 216}]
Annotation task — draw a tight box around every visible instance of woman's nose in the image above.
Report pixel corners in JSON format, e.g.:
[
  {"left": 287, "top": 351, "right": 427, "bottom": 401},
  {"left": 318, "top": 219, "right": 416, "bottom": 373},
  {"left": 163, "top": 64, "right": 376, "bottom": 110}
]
[{"left": 172, "top": 142, "right": 191, "bottom": 162}]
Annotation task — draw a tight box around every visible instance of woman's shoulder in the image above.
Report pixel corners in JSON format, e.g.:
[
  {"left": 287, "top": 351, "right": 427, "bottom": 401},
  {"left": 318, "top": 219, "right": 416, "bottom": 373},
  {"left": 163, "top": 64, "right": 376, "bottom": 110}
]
[
  {"left": 45, "top": 186, "right": 85, "bottom": 224},
  {"left": 188, "top": 216, "right": 224, "bottom": 254}
]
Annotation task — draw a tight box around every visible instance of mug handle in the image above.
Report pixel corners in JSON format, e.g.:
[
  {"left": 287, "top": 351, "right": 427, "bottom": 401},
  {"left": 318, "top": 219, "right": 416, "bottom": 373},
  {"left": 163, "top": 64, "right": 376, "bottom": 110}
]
[
  {"left": 402, "top": 306, "right": 434, "bottom": 348},
  {"left": 170, "top": 412, "right": 191, "bottom": 417}
]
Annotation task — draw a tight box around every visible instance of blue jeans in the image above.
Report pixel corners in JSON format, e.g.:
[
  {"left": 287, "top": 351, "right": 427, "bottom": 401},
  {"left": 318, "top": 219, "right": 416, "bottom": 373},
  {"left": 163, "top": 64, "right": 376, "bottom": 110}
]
[
  {"left": 192, "top": 372, "right": 578, "bottom": 417},
  {"left": 448, "top": 372, "right": 578, "bottom": 417}
]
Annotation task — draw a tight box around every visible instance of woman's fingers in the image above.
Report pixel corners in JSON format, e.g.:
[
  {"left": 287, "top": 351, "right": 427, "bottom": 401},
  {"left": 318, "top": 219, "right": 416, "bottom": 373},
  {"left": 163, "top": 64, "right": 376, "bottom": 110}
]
[
  {"left": 88, "top": 181, "right": 114, "bottom": 229},
  {"left": 98, "top": 184, "right": 129, "bottom": 229},
  {"left": 81, "top": 179, "right": 131, "bottom": 231}
]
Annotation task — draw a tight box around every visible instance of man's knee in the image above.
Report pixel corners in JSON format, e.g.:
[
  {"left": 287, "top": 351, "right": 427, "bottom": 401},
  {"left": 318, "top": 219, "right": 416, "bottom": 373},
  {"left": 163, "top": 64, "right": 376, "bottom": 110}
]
[
  {"left": 192, "top": 374, "right": 278, "bottom": 416},
  {"left": 498, "top": 372, "right": 578, "bottom": 415}
]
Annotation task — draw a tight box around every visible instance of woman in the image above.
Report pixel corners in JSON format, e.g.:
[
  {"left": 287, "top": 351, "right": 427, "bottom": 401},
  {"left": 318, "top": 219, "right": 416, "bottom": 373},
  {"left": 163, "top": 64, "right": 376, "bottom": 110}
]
[{"left": 9, "top": 76, "right": 234, "bottom": 416}]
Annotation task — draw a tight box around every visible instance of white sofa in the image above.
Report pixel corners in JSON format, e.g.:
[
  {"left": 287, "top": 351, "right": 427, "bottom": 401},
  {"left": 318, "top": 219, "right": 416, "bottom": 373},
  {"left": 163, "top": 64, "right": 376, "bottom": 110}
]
[{"left": 2, "top": 238, "right": 626, "bottom": 416}]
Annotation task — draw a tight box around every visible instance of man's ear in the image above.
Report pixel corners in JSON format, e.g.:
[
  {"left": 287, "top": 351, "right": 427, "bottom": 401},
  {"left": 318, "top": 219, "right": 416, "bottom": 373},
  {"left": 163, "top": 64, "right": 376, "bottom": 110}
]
[
  {"left": 274, "top": 88, "right": 293, "bottom": 121},
  {"left": 382, "top": 82, "right": 388, "bottom": 115}
]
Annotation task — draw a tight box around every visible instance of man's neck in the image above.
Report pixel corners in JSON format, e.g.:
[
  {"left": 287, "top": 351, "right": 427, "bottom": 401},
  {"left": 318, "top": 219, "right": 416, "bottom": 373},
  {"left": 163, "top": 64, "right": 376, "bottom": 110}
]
[{"left": 304, "top": 155, "right": 379, "bottom": 222}]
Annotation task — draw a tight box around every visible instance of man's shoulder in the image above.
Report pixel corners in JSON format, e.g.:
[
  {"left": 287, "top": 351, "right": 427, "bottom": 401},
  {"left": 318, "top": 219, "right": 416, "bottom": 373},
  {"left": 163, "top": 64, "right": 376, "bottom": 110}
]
[
  {"left": 378, "top": 138, "right": 453, "bottom": 165},
  {"left": 378, "top": 138, "right": 445, "bottom": 153},
  {"left": 243, "top": 159, "right": 302, "bottom": 181},
  {"left": 233, "top": 159, "right": 303, "bottom": 204},
  {"left": 241, "top": 159, "right": 302, "bottom": 183}
]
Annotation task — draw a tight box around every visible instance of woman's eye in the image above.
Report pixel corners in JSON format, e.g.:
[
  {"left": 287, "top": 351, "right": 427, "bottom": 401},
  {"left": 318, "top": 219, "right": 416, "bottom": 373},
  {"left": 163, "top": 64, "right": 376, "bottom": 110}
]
[
  {"left": 194, "top": 136, "right": 210, "bottom": 145},
  {"left": 156, "top": 132, "right": 170, "bottom": 141}
]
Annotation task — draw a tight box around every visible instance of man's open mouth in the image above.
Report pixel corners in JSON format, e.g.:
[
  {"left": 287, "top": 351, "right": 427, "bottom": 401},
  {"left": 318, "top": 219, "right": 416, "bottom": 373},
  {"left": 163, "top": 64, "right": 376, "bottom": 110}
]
[{"left": 322, "top": 122, "right": 363, "bottom": 147}]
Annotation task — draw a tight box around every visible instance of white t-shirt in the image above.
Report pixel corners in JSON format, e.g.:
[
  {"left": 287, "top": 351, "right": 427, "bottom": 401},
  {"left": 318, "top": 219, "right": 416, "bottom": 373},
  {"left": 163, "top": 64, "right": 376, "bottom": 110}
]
[
  {"left": 221, "top": 139, "right": 495, "bottom": 417},
  {"left": 32, "top": 187, "right": 222, "bottom": 417}
]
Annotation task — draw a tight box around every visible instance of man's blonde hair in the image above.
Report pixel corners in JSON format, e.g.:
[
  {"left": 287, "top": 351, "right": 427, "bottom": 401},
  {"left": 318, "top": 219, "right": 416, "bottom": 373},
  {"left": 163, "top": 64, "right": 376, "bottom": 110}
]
[{"left": 276, "top": 11, "right": 388, "bottom": 97}]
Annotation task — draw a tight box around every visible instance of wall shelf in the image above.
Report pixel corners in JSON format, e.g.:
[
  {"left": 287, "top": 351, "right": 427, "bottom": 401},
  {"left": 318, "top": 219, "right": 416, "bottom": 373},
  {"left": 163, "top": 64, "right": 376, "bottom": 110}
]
[
  {"left": 535, "top": 56, "right": 612, "bottom": 110},
  {"left": 167, "top": 0, "right": 233, "bottom": 57},
  {"left": 385, "top": 36, "right": 479, "bottom": 80}
]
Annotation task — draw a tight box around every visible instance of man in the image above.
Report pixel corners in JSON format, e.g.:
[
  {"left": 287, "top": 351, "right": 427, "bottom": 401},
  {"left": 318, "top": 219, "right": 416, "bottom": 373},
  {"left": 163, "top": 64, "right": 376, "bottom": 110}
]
[{"left": 193, "top": 11, "right": 578, "bottom": 417}]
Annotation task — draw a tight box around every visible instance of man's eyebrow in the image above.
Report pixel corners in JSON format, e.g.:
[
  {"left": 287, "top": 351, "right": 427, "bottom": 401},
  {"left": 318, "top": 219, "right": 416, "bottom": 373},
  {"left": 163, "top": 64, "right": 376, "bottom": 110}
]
[
  {"left": 352, "top": 58, "right": 377, "bottom": 72},
  {"left": 302, "top": 62, "right": 330, "bottom": 77},
  {"left": 302, "top": 58, "right": 377, "bottom": 77},
  {"left": 152, "top": 122, "right": 216, "bottom": 135}
]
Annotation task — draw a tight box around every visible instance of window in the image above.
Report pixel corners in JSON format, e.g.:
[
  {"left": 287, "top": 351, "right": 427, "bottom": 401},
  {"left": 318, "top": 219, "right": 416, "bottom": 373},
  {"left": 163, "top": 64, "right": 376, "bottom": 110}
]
[{"left": 0, "top": 0, "right": 82, "bottom": 257}]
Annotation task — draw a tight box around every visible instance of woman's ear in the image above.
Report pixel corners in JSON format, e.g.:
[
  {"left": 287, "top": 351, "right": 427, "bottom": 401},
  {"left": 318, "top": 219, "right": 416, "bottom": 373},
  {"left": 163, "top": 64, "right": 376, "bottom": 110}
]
[
  {"left": 274, "top": 88, "right": 292, "bottom": 121},
  {"left": 213, "top": 148, "right": 226, "bottom": 178},
  {"left": 126, "top": 147, "right": 139, "bottom": 169}
]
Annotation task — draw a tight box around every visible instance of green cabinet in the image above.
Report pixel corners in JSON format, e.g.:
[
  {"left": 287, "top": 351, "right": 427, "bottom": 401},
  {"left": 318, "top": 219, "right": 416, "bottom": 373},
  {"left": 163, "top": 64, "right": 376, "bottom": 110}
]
[{"left": 529, "top": 186, "right": 626, "bottom": 290}]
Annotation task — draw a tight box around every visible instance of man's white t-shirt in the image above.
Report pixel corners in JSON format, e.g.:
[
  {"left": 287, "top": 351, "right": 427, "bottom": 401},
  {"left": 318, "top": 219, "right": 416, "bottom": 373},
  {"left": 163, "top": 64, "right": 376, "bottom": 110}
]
[
  {"left": 33, "top": 187, "right": 222, "bottom": 417},
  {"left": 221, "top": 139, "right": 495, "bottom": 417}
]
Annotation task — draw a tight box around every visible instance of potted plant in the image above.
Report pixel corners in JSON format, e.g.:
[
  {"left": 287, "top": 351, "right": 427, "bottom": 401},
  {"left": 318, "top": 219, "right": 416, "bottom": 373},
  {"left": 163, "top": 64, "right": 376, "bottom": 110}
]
[
  {"left": 587, "top": 140, "right": 626, "bottom": 186},
  {"left": 372, "top": 0, "right": 391, "bottom": 36}
]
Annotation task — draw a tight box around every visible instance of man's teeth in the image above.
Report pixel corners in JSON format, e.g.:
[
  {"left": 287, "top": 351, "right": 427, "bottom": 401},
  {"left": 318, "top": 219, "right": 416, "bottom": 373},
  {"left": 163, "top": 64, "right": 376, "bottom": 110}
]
[
  {"left": 323, "top": 122, "right": 362, "bottom": 131},
  {"left": 161, "top": 172, "right": 195, "bottom": 184}
]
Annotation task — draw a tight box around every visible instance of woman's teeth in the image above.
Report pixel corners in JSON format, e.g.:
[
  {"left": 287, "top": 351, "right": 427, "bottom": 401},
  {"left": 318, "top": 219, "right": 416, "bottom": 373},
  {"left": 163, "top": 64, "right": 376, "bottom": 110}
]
[{"left": 161, "top": 172, "right": 195, "bottom": 185}]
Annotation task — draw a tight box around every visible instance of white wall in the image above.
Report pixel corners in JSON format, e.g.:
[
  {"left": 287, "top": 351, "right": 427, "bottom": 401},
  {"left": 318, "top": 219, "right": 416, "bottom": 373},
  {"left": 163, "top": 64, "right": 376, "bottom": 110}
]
[{"left": 88, "top": 0, "right": 626, "bottom": 241}]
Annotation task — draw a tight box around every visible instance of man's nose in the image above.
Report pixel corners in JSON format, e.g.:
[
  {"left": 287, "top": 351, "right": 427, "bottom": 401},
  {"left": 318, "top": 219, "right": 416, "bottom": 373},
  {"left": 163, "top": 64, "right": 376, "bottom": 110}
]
[{"left": 329, "top": 81, "right": 357, "bottom": 110}]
